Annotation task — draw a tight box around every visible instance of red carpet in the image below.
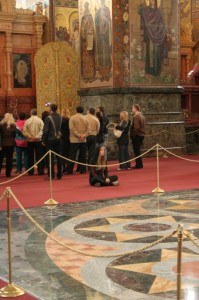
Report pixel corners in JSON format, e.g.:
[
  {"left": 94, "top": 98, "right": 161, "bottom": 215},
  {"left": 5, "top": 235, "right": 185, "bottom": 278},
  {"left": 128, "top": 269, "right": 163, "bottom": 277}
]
[{"left": 0, "top": 155, "right": 198, "bottom": 211}]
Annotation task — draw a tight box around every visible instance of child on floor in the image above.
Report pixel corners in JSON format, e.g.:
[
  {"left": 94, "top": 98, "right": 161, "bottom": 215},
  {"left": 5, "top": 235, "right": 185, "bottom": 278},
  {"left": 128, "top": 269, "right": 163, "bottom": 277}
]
[{"left": 89, "top": 145, "right": 119, "bottom": 187}]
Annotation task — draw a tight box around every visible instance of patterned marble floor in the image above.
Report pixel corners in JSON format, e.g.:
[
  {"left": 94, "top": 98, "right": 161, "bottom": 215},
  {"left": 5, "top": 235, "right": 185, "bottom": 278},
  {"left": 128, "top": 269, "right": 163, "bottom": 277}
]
[{"left": 1, "top": 189, "right": 199, "bottom": 299}]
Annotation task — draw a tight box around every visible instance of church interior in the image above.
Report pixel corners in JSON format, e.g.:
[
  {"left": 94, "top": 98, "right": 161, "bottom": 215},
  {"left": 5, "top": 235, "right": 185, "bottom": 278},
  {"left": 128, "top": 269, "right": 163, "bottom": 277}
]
[{"left": 0, "top": 0, "right": 199, "bottom": 299}]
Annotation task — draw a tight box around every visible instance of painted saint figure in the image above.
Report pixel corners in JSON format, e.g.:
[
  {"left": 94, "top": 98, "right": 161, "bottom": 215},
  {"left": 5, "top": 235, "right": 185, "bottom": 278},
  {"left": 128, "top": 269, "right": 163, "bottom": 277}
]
[
  {"left": 138, "top": 0, "right": 168, "bottom": 76},
  {"left": 95, "top": 0, "right": 112, "bottom": 81},
  {"left": 71, "top": 21, "right": 80, "bottom": 54},
  {"left": 80, "top": 2, "right": 95, "bottom": 82},
  {"left": 14, "top": 56, "right": 32, "bottom": 88}
]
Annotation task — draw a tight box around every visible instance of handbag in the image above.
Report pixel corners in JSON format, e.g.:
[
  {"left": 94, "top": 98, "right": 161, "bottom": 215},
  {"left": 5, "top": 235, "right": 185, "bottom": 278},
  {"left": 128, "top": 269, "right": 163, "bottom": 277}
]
[{"left": 113, "top": 128, "right": 122, "bottom": 138}]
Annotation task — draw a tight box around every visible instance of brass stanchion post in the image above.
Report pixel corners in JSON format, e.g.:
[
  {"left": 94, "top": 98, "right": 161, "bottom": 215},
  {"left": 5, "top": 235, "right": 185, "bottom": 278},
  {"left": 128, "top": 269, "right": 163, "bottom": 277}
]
[
  {"left": 44, "top": 151, "right": 58, "bottom": 206},
  {"left": 177, "top": 224, "right": 183, "bottom": 300},
  {"left": 152, "top": 144, "right": 165, "bottom": 193},
  {"left": 0, "top": 188, "right": 25, "bottom": 297}
]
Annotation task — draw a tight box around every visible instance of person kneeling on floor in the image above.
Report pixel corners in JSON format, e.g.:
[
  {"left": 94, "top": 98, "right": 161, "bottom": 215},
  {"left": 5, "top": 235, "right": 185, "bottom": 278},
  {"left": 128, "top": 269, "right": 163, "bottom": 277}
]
[{"left": 89, "top": 145, "right": 119, "bottom": 187}]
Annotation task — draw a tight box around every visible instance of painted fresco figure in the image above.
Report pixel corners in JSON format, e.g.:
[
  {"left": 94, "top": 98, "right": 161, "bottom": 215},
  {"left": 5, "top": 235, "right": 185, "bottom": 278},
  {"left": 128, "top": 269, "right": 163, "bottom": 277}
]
[
  {"left": 14, "top": 56, "right": 32, "bottom": 88},
  {"left": 95, "top": 0, "right": 112, "bottom": 82},
  {"left": 80, "top": 2, "right": 95, "bottom": 82},
  {"left": 71, "top": 21, "right": 80, "bottom": 54},
  {"left": 138, "top": 0, "right": 168, "bottom": 76}
]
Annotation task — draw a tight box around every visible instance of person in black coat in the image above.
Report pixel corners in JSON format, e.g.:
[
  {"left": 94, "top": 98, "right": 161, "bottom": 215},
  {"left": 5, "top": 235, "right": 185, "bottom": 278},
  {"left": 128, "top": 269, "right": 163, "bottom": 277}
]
[
  {"left": 89, "top": 145, "right": 118, "bottom": 187},
  {"left": 115, "top": 111, "right": 131, "bottom": 170},
  {"left": 60, "top": 108, "right": 70, "bottom": 173},
  {"left": 0, "top": 113, "right": 16, "bottom": 177},
  {"left": 95, "top": 111, "right": 105, "bottom": 147},
  {"left": 42, "top": 103, "right": 62, "bottom": 180}
]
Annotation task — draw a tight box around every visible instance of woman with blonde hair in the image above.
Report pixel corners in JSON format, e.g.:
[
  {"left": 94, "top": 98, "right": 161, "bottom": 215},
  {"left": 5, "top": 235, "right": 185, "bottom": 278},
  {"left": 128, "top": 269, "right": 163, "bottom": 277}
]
[
  {"left": 115, "top": 111, "right": 131, "bottom": 170},
  {"left": 0, "top": 113, "right": 16, "bottom": 177}
]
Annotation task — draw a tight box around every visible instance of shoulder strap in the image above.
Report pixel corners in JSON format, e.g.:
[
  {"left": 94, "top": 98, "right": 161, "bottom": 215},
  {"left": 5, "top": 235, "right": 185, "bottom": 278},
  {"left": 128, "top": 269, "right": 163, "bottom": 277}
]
[
  {"left": 48, "top": 115, "right": 56, "bottom": 135},
  {"left": 48, "top": 115, "right": 62, "bottom": 136}
]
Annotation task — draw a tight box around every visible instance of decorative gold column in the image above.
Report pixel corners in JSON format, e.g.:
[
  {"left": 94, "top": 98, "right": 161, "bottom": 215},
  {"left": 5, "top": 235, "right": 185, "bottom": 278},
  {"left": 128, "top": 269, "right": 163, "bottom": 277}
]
[
  {"left": 33, "top": 22, "right": 45, "bottom": 50},
  {"left": 33, "top": 7, "right": 47, "bottom": 50},
  {"left": 5, "top": 31, "right": 13, "bottom": 94}
]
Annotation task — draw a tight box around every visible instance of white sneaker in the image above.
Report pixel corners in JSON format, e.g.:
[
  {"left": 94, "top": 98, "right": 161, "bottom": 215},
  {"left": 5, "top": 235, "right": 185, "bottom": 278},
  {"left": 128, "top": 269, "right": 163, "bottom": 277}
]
[{"left": 112, "top": 181, "right": 119, "bottom": 186}]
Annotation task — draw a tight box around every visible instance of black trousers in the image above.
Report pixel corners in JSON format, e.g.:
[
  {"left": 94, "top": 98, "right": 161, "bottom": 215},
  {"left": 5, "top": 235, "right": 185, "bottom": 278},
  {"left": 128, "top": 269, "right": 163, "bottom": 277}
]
[
  {"left": 0, "top": 146, "right": 14, "bottom": 177},
  {"left": 67, "top": 142, "right": 87, "bottom": 173},
  {"left": 46, "top": 140, "right": 62, "bottom": 178},
  {"left": 86, "top": 135, "right": 96, "bottom": 168},
  {"left": 28, "top": 141, "right": 43, "bottom": 175},
  {"left": 90, "top": 175, "right": 118, "bottom": 186},
  {"left": 61, "top": 139, "right": 70, "bottom": 171},
  {"left": 132, "top": 135, "right": 144, "bottom": 168}
]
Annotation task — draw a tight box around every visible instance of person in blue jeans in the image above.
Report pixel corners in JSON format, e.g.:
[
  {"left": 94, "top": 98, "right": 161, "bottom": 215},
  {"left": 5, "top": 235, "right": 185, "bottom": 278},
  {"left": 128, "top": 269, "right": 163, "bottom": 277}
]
[
  {"left": 15, "top": 112, "right": 29, "bottom": 173},
  {"left": 115, "top": 111, "right": 131, "bottom": 170}
]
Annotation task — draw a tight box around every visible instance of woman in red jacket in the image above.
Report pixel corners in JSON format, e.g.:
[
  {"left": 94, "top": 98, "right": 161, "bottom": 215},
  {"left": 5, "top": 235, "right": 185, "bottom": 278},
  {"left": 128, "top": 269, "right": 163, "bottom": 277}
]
[{"left": 15, "top": 112, "right": 28, "bottom": 173}]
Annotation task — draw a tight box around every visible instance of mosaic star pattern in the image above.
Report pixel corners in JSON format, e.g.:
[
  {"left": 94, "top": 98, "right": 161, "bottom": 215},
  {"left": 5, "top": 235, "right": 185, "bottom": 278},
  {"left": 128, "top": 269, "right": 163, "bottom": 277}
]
[{"left": 1, "top": 190, "right": 199, "bottom": 299}]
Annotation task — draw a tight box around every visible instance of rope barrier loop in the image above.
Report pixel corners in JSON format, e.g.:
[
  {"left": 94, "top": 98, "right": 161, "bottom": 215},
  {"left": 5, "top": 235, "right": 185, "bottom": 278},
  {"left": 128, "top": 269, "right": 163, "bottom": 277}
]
[
  {"left": 0, "top": 187, "right": 179, "bottom": 258},
  {"left": 1, "top": 186, "right": 199, "bottom": 300},
  {"left": 0, "top": 142, "right": 199, "bottom": 186}
]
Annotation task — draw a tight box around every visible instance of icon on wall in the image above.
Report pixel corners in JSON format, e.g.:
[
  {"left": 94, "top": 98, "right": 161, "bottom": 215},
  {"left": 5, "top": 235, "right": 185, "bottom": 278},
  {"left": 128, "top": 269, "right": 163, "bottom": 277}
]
[{"left": 13, "top": 53, "right": 32, "bottom": 88}]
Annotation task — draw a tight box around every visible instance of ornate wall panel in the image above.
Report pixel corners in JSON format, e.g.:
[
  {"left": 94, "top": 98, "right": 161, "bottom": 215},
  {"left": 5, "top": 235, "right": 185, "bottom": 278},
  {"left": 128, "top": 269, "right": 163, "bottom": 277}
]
[
  {"left": 112, "top": 0, "right": 130, "bottom": 87},
  {"left": 79, "top": 0, "right": 113, "bottom": 89},
  {"left": 192, "top": 0, "right": 199, "bottom": 19},
  {"left": 34, "top": 41, "right": 80, "bottom": 117},
  {"left": 192, "top": 0, "right": 199, "bottom": 42},
  {"left": 129, "top": 0, "right": 180, "bottom": 85}
]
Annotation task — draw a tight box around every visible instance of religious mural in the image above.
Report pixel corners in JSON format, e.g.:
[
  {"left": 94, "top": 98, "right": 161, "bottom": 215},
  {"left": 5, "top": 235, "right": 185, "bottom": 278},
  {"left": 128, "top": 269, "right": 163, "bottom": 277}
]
[
  {"left": 129, "top": 0, "right": 179, "bottom": 85},
  {"left": 192, "top": 0, "right": 199, "bottom": 43},
  {"left": 79, "top": 0, "right": 113, "bottom": 88},
  {"left": 55, "top": 8, "right": 79, "bottom": 48},
  {"left": 192, "top": 0, "right": 199, "bottom": 19},
  {"left": 13, "top": 53, "right": 32, "bottom": 88}
]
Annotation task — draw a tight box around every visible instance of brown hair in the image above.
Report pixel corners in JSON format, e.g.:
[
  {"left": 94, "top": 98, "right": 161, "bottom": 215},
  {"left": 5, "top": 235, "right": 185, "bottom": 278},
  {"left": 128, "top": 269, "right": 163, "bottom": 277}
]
[
  {"left": 133, "top": 104, "right": 140, "bottom": 111},
  {"left": 96, "top": 146, "right": 106, "bottom": 170}
]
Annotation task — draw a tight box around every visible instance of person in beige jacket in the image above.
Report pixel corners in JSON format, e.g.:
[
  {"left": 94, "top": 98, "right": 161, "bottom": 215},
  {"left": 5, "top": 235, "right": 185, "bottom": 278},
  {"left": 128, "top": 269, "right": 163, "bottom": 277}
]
[
  {"left": 65, "top": 106, "right": 90, "bottom": 174},
  {"left": 23, "top": 108, "right": 44, "bottom": 175},
  {"left": 84, "top": 107, "right": 100, "bottom": 169}
]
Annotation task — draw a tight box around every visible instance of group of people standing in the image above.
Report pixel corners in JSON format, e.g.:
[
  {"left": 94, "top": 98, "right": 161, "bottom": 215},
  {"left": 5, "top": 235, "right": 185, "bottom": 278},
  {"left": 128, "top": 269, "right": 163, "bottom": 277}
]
[{"left": 0, "top": 103, "right": 145, "bottom": 188}]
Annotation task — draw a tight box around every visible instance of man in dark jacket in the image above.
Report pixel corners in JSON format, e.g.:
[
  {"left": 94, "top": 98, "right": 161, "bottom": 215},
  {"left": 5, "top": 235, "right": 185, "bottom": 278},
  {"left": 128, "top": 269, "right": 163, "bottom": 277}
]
[
  {"left": 42, "top": 103, "right": 62, "bottom": 179},
  {"left": 130, "top": 104, "right": 145, "bottom": 169}
]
